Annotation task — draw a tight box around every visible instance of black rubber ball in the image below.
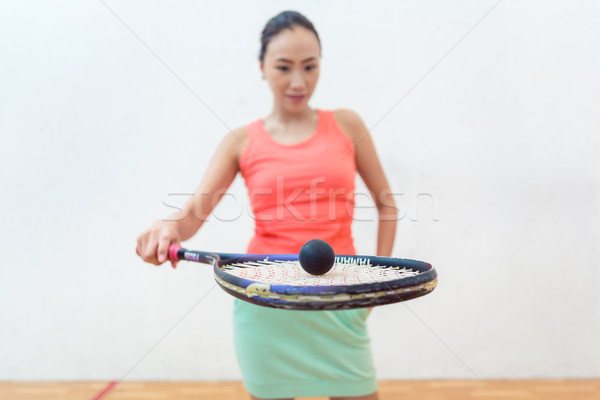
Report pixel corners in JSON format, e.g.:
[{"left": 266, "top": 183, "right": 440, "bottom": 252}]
[{"left": 299, "top": 239, "right": 335, "bottom": 275}]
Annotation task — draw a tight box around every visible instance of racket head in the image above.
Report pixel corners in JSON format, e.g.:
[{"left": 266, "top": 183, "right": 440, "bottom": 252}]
[{"left": 212, "top": 254, "right": 437, "bottom": 310}]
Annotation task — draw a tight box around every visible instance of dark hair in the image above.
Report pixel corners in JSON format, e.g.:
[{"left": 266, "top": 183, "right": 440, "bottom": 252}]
[{"left": 259, "top": 11, "right": 321, "bottom": 62}]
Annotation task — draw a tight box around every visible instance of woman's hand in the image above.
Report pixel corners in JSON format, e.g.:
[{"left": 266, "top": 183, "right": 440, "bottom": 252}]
[{"left": 136, "top": 221, "right": 181, "bottom": 269}]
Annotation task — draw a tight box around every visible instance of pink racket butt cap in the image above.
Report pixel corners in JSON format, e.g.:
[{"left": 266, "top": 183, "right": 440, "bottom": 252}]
[{"left": 168, "top": 244, "right": 182, "bottom": 263}]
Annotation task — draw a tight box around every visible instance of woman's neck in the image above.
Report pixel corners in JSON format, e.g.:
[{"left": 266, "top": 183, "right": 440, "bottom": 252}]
[{"left": 267, "top": 105, "right": 316, "bottom": 125}]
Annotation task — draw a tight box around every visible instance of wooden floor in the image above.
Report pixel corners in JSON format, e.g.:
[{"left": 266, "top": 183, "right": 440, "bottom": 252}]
[{"left": 0, "top": 380, "right": 598, "bottom": 400}]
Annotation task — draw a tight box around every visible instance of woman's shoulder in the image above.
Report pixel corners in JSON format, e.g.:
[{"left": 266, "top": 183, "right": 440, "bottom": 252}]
[
  {"left": 217, "top": 125, "right": 249, "bottom": 163},
  {"left": 221, "top": 125, "right": 249, "bottom": 147},
  {"left": 331, "top": 108, "right": 366, "bottom": 144},
  {"left": 229, "top": 124, "right": 249, "bottom": 141}
]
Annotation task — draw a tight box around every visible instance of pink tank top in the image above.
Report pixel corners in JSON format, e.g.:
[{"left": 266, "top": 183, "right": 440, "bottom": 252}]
[{"left": 240, "top": 110, "right": 357, "bottom": 255}]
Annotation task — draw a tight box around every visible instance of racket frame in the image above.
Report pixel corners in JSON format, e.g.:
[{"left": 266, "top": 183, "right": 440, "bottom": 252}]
[{"left": 169, "top": 245, "right": 437, "bottom": 310}]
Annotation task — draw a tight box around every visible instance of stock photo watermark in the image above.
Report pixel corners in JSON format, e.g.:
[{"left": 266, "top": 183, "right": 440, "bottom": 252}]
[{"left": 161, "top": 178, "right": 440, "bottom": 223}]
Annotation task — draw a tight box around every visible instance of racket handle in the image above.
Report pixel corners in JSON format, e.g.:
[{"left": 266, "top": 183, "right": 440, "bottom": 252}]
[
  {"left": 168, "top": 244, "right": 182, "bottom": 261},
  {"left": 135, "top": 245, "right": 180, "bottom": 268}
]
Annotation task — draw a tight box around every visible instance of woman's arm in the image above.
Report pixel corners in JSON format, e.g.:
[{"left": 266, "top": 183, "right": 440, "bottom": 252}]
[
  {"left": 334, "top": 109, "right": 398, "bottom": 257},
  {"left": 137, "top": 126, "right": 247, "bottom": 266}
]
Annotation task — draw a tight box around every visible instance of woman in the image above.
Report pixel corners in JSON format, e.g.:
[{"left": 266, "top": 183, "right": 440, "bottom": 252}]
[{"left": 137, "top": 11, "right": 397, "bottom": 400}]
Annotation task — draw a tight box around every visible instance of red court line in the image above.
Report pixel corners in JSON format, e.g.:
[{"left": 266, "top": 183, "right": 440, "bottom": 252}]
[{"left": 92, "top": 381, "right": 118, "bottom": 400}]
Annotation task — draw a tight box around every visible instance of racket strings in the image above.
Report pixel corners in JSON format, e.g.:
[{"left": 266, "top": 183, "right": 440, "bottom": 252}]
[{"left": 221, "top": 260, "right": 419, "bottom": 286}]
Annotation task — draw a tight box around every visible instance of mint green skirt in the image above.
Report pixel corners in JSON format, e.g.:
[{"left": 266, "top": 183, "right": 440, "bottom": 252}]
[{"left": 233, "top": 299, "right": 377, "bottom": 398}]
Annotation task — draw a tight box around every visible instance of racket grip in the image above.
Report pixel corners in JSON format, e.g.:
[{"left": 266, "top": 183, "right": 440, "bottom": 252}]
[
  {"left": 135, "top": 245, "right": 180, "bottom": 268},
  {"left": 168, "top": 244, "right": 182, "bottom": 261}
]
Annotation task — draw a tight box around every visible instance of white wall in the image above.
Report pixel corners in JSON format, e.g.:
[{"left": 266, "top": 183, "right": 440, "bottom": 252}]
[{"left": 1, "top": 0, "right": 598, "bottom": 381}]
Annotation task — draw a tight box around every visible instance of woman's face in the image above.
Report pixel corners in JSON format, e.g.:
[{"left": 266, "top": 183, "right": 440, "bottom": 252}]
[{"left": 260, "top": 26, "right": 321, "bottom": 112}]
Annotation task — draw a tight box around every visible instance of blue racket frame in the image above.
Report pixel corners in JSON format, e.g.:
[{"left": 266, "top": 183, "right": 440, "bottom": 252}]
[{"left": 170, "top": 245, "right": 437, "bottom": 310}]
